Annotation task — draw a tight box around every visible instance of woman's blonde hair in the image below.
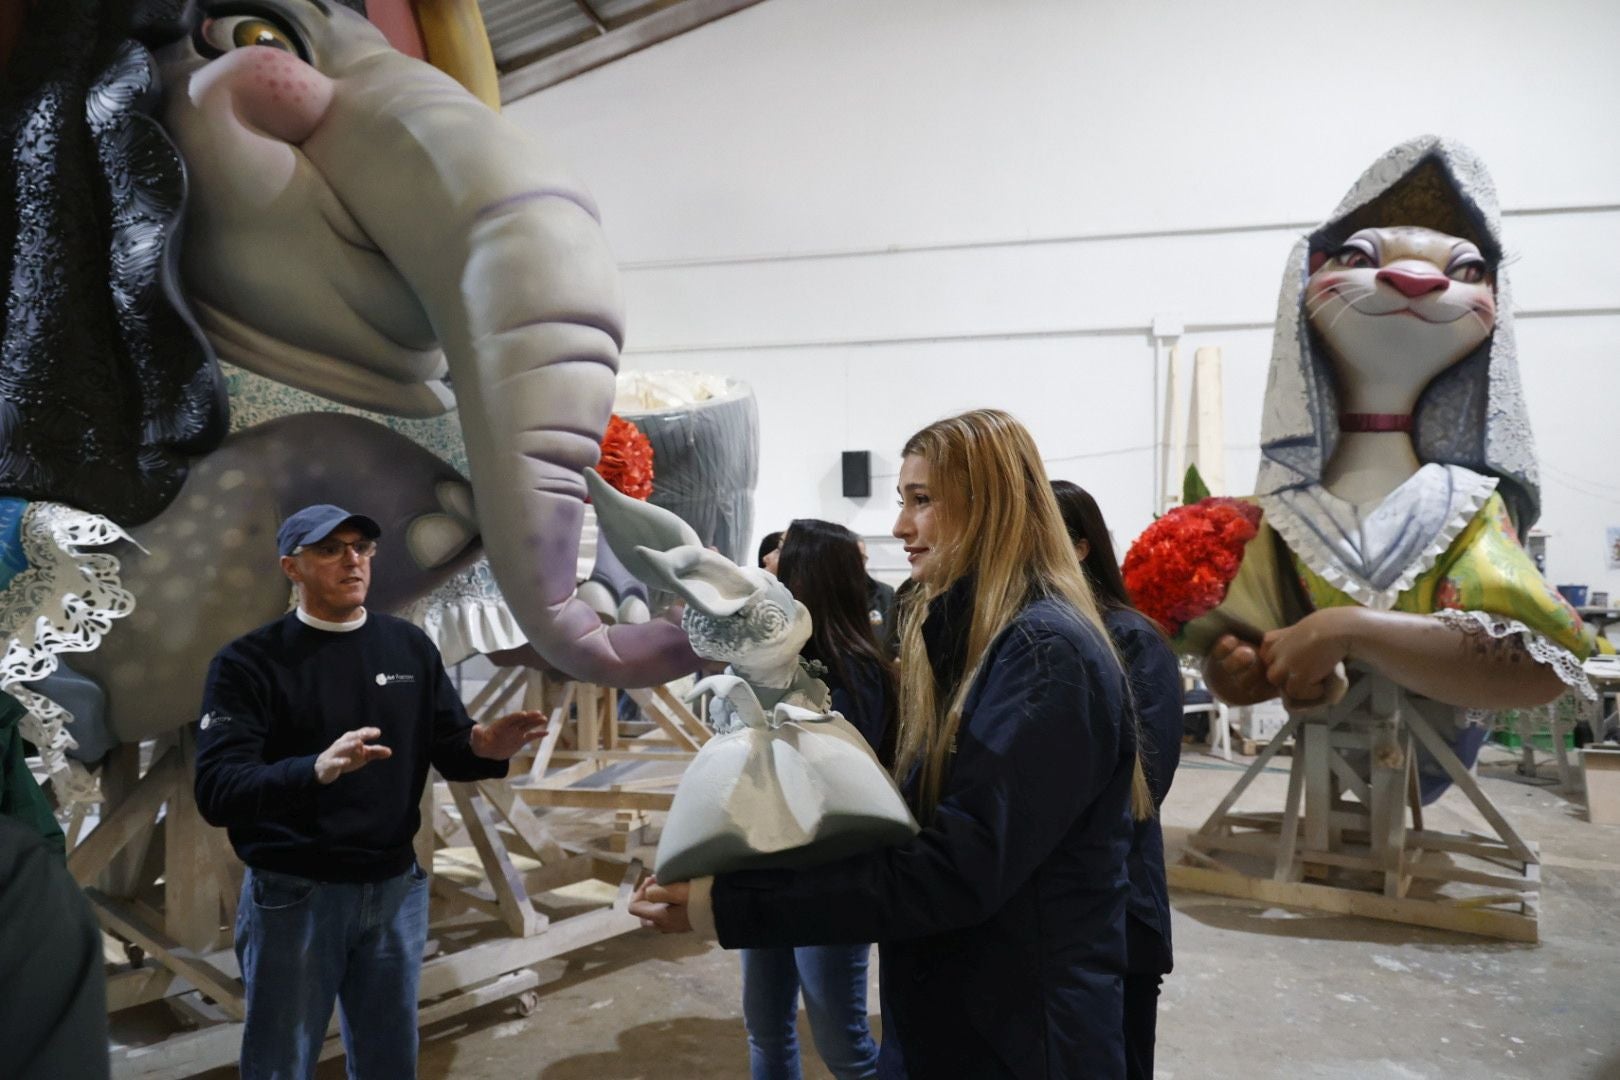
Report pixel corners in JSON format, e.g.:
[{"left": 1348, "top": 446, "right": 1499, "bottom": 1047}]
[{"left": 893, "top": 409, "right": 1153, "bottom": 820}]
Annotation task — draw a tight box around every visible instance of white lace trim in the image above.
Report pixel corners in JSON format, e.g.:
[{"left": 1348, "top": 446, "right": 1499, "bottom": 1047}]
[
  {"left": 1263, "top": 473, "right": 1496, "bottom": 612},
  {"left": 1432, "top": 608, "right": 1595, "bottom": 702},
  {"left": 0, "top": 504, "right": 137, "bottom": 804}
]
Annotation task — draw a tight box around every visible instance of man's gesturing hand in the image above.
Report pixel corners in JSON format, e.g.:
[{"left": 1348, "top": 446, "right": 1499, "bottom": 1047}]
[
  {"left": 315, "top": 727, "right": 392, "bottom": 784},
  {"left": 470, "top": 709, "right": 549, "bottom": 761}
]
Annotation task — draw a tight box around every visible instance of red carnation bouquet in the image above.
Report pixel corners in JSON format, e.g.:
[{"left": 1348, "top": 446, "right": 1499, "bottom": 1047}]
[
  {"left": 1122, "top": 491, "right": 1298, "bottom": 654},
  {"left": 1123, "top": 498, "right": 1260, "bottom": 637},
  {"left": 595, "top": 414, "right": 655, "bottom": 500}
]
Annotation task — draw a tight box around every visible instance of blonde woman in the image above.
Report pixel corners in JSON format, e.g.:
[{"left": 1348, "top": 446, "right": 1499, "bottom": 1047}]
[{"left": 634, "top": 410, "right": 1150, "bottom": 1079}]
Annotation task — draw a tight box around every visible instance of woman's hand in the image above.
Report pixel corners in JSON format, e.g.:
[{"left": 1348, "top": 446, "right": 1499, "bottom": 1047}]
[
  {"left": 1258, "top": 608, "right": 1358, "bottom": 707},
  {"left": 629, "top": 875, "right": 693, "bottom": 934}
]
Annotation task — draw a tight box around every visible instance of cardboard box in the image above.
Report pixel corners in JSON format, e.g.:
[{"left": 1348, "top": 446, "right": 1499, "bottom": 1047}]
[{"left": 1583, "top": 747, "right": 1620, "bottom": 825}]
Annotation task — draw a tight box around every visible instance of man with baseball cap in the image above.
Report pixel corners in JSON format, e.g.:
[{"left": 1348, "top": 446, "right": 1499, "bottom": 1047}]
[{"left": 195, "top": 504, "right": 548, "bottom": 1079}]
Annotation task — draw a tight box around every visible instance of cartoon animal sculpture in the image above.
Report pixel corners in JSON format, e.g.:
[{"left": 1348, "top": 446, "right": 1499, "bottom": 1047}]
[
  {"left": 1188, "top": 136, "right": 1605, "bottom": 797},
  {"left": 0, "top": 0, "right": 697, "bottom": 800},
  {"left": 585, "top": 469, "right": 917, "bottom": 882}
]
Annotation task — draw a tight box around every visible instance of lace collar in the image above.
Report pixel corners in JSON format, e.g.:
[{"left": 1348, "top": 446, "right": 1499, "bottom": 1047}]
[{"left": 1258, "top": 464, "right": 1497, "bottom": 611}]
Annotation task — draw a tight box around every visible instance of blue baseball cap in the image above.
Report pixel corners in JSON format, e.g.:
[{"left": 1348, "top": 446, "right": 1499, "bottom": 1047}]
[{"left": 276, "top": 505, "right": 381, "bottom": 558}]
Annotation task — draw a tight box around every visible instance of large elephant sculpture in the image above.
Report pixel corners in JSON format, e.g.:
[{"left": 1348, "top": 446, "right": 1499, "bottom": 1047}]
[{"left": 0, "top": 0, "right": 697, "bottom": 800}]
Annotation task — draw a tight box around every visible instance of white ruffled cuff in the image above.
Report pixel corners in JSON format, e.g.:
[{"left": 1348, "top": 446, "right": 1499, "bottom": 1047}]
[{"left": 1432, "top": 608, "right": 1596, "bottom": 701}]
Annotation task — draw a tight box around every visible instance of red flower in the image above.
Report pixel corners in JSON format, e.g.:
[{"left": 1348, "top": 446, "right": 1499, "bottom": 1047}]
[
  {"left": 596, "top": 415, "right": 655, "bottom": 501},
  {"left": 1121, "top": 498, "right": 1262, "bottom": 637}
]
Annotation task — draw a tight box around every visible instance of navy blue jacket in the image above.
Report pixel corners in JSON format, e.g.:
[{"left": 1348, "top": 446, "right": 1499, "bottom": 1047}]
[
  {"left": 1103, "top": 608, "right": 1183, "bottom": 976},
  {"left": 807, "top": 646, "right": 894, "bottom": 755},
  {"left": 713, "top": 586, "right": 1136, "bottom": 1078}
]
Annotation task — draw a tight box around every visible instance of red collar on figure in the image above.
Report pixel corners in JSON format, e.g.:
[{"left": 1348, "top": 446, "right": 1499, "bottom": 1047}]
[{"left": 1340, "top": 413, "right": 1413, "bottom": 433}]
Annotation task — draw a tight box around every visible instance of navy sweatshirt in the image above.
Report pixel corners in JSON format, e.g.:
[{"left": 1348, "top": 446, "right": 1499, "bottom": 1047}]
[{"left": 194, "top": 610, "right": 505, "bottom": 882}]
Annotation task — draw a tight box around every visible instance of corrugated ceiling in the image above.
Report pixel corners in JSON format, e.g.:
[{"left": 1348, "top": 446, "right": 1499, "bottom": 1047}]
[{"left": 478, "top": 0, "right": 763, "bottom": 101}]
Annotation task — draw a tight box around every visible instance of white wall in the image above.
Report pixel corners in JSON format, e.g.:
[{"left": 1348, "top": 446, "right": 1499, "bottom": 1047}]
[{"left": 507, "top": 0, "right": 1620, "bottom": 597}]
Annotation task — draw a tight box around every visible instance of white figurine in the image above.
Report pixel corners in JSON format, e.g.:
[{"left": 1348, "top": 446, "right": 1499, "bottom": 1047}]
[{"left": 585, "top": 470, "right": 916, "bottom": 881}]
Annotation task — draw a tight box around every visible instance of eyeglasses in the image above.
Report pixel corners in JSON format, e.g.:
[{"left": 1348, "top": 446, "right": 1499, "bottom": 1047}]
[{"left": 294, "top": 538, "right": 378, "bottom": 561}]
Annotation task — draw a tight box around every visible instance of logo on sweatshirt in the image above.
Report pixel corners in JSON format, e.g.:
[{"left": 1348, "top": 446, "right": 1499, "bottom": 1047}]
[
  {"left": 198, "top": 711, "right": 230, "bottom": 731},
  {"left": 375, "top": 673, "right": 417, "bottom": 686}
]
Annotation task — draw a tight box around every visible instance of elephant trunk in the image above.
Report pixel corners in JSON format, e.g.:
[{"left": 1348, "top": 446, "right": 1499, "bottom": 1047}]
[{"left": 301, "top": 52, "right": 695, "bottom": 685}]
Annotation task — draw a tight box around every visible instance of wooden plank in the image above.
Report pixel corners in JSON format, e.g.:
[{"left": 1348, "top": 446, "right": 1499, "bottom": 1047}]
[
  {"left": 499, "top": 0, "right": 767, "bottom": 102},
  {"left": 652, "top": 684, "right": 712, "bottom": 746},
  {"left": 1166, "top": 864, "right": 1538, "bottom": 943},
  {"left": 604, "top": 686, "right": 620, "bottom": 751},
  {"left": 515, "top": 787, "right": 675, "bottom": 812},
  {"left": 466, "top": 666, "right": 524, "bottom": 717},
  {"left": 1273, "top": 752, "right": 1306, "bottom": 882},
  {"left": 70, "top": 748, "right": 182, "bottom": 885},
  {"left": 1328, "top": 750, "right": 1372, "bottom": 806},
  {"left": 416, "top": 968, "right": 539, "bottom": 1026},
  {"left": 413, "top": 779, "right": 437, "bottom": 872},
  {"left": 1195, "top": 713, "right": 1303, "bottom": 836},
  {"left": 1405, "top": 709, "right": 1536, "bottom": 862},
  {"left": 1404, "top": 859, "right": 1536, "bottom": 893},
  {"left": 416, "top": 905, "right": 638, "bottom": 999},
  {"left": 535, "top": 758, "right": 607, "bottom": 790},
  {"left": 525, "top": 683, "right": 573, "bottom": 784},
  {"left": 576, "top": 683, "right": 602, "bottom": 756},
  {"left": 1369, "top": 757, "right": 1408, "bottom": 897},
  {"left": 165, "top": 731, "right": 225, "bottom": 952},
  {"left": 1303, "top": 721, "right": 1331, "bottom": 853},
  {"left": 88, "top": 892, "right": 245, "bottom": 1019},
  {"left": 548, "top": 748, "right": 695, "bottom": 764},
  {"left": 625, "top": 687, "right": 702, "bottom": 754},
  {"left": 1405, "top": 754, "right": 1425, "bottom": 842},
  {"left": 430, "top": 876, "right": 505, "bottom": 921},
  {"left": 475, "top": 779, "right": 569, "bottom": 863},
  {"left": 1326, "top": 826, "right": 1517, "bottom": 866},
  {"left": 447, "top": 783, "right": 548, "bottom": 937},
  {"left": 97, "top": 741, "right": 160, "bottom": 898}
]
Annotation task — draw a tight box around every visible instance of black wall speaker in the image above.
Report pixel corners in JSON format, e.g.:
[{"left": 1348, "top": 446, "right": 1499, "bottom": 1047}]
[{"left": 841, "top": 451, "right": 871, "bottom": 498}]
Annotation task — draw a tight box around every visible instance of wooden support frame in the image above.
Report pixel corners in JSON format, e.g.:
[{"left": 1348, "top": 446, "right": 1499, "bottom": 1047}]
[{"left": 1177, "top": 670, "right": 1541, "bottom": 942}]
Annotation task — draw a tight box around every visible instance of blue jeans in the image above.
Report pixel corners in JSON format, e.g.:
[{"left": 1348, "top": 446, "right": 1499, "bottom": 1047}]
[
  {"left": 235, "top": 864, "right": 429, "bottom": 1079},
  {"left": 741, "top": 945, "right": 879, "bottom": 1080}
]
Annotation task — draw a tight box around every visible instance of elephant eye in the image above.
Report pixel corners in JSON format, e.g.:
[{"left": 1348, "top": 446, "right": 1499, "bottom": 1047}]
[{"left": 197, "top": 12, "right": 308, "bottom": 61}]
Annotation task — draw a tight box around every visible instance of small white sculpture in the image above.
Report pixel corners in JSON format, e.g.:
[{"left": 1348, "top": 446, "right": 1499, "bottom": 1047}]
[{"left": 585, "top": 470, "right": 917, "bottom": 881}]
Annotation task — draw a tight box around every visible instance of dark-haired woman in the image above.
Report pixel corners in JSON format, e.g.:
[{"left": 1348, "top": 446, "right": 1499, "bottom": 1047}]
[
  {"left": 1052, "top": 480, "right": 1183, "bottom": 1080},
  {"left": 740, "top": 518, "right": 895, "bottom": 1079},
  {"left": 758, "top": 530, "right": 784, "bottom": 574}
]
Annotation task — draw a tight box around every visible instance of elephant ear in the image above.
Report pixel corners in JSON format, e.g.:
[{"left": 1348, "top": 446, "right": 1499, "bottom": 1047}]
[
  {"left": 0, "top": 6, "right": 225, "bottom": 525},
  {"left": 586, "top": 467, "right": 700, "bottom": 575},
  {"left": 586, "top": 466, "right": 763, "bottom": 618},
  {"left": 634, "top": 546, "right": 762, "bottom": 620}
]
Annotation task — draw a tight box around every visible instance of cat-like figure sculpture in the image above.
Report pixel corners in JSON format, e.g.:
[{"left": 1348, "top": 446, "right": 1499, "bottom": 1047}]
[
  {"left": 585, "top": 469, "right": 917, "bottom": 883},
  {"left": 1129, "top": 137, "right": 1612, "bottom": 935}
]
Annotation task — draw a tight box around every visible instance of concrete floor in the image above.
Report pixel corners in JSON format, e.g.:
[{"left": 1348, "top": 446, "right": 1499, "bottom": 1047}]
[{"left": 245, "top": 745, "right": 1620, "bottom": 1079}]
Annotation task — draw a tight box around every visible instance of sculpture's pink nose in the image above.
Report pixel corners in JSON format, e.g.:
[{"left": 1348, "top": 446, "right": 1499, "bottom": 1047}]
[
  {"left": 1376, "top": 267, "right": 1448, "bottom": 299},
  {"left": 193, "top": 45, "right": 335, "bottom": 145}
]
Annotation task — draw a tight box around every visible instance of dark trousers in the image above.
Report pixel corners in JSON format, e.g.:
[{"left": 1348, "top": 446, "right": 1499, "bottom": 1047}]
[{"left": 1123, "top": 972, "right": 1162, "bottom": 1080}]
